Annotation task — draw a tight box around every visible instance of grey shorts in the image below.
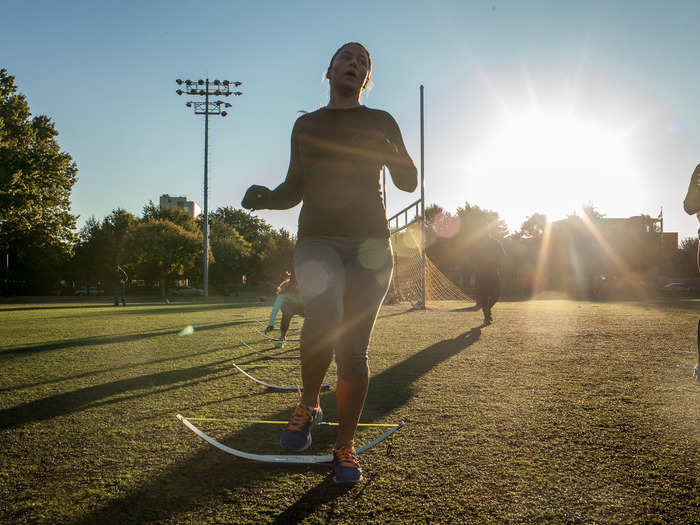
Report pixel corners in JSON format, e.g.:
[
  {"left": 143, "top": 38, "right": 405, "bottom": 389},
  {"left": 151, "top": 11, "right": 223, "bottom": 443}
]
[{"left": 294, "top": 236, "right": 393, "bottom": 380}]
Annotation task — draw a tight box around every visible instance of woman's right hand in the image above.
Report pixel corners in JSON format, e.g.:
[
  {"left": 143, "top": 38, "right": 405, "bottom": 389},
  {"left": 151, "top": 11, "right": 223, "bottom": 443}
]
[{"left": 241, "top": 185, "right": 271, "bottom": 210}]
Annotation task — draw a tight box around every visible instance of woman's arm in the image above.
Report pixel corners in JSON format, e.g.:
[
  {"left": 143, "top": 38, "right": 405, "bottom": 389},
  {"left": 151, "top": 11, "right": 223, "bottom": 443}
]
[
  {"left": 242, "top": 120, "right": 304, "bottom": 210},
  {"left": 683, "top": 164, "right": 700, "bottom": 215},
  {"left": 382, "top": 112, "right": 417, "bottom": 193}
]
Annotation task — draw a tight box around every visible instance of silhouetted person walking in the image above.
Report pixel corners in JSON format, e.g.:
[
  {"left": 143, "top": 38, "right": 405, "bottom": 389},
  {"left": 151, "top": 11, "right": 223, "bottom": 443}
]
[
  {"left": 112, "top": 265, "right": 127, "bottom": 306},
  {"left": 475, "top": 232, "right": 505, "bottom": 325}
]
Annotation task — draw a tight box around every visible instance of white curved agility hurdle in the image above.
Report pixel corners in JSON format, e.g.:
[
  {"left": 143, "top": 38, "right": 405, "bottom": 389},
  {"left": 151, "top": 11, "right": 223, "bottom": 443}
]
[
  {"left": 176, "top": 414, "right": 404, "bottom": 464},
  {"left": 231, "top": 362, "right": 336, "bottom": 391},
  {"left": 240, "top": 339, "right": 299, "bottom": 360}
]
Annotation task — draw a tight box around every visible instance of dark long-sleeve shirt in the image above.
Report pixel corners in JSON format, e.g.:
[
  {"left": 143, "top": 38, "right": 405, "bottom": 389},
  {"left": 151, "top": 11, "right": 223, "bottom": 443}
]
[{"left": 260, "top": 106, "right": 417, "bottom": 238}]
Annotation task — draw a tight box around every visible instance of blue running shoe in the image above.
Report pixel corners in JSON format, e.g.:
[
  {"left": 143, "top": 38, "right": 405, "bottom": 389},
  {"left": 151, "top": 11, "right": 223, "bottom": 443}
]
[
  {"left": 333, "top": 444, "right": 363, "bottom": 484},
  {"left": 280, "top": 402, "right": 323, "bottom": 452}
]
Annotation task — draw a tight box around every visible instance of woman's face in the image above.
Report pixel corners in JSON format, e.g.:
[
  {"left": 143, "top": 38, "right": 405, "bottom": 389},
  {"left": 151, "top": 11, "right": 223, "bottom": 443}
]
[{"left": 327, "top": 44, "right": 370, "bottom": 93}]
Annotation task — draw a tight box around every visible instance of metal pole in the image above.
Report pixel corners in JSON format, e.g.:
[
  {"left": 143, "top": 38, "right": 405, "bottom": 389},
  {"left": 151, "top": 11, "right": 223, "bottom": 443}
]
[
  {"left": 203, "top": 80, "right": 209, "bottom": 298},
  {"left": 420, "top": 85, "right": 426, "bottom": 308},
  {"left": 177, "top": 77, "right": 241, "bottom": 299}
]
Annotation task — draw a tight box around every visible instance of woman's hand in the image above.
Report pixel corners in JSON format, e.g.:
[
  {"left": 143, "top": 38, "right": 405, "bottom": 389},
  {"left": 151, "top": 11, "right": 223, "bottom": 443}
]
[{"left": 241, "top": 185, "right": 271, "bottom": 210}]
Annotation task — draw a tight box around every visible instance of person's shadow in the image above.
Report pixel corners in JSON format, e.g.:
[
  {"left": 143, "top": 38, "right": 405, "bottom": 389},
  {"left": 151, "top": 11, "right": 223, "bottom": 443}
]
[
  {"left": 270, "top": 474, "right": 353, "bottom": 524},
  {"left": 269, "top": 326, "right": 482, "bottom": 522}
]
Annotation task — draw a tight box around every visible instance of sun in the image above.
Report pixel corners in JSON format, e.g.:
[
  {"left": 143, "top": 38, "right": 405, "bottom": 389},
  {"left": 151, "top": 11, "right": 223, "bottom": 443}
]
[{"left": 471, "top": 107, "right": 637, "bottom": 221}]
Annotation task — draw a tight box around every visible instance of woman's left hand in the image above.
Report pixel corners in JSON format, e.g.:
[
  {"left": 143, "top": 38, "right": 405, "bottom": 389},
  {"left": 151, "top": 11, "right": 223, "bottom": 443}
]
[{"left": 241, "top": 185, "right": 271, "bottom": 210}]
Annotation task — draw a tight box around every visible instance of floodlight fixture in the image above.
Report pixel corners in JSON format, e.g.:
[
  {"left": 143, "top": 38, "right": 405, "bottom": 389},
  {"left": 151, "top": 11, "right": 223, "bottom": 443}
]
[
  {"left": 198, "top": 79, "right": 204, "bottom": 85},
  {"left": 213, "top": 80, "right": 220, "bottom": 85},
  {"left": 233, "top": 81, "right": 242, "bottom": 87},
  {"left": 185, "top": 80, "right": 192, "bottom": 86},
  {"left": 234, "top": 91, "right": 242, "bottom": 96},
  {"left": 186, "top": 101, "right": 192, "bottom": 107},
  {"left": 221, "top": 111, "right": 227, "bottom": 117},
  {"left": 176, "top": 89, "right": 183, "bottom": 95}
]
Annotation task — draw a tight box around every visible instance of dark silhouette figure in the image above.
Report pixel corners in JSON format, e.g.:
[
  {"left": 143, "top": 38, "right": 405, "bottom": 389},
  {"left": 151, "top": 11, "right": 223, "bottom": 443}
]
[
  {"left": 474, "top": 234, "right": 505, "bottom": 325},
  {"left": 112, "top": 265, "right": 128, "bottom": 306}
]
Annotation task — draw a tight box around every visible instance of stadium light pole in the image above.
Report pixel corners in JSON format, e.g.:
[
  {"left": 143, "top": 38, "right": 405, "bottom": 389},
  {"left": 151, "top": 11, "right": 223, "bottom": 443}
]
[
  {"left": 420, "top": 85, "right": 426, "bottom": 309},
  {"left": 176, "top": 78, "right": 243, "bottom": 297}
]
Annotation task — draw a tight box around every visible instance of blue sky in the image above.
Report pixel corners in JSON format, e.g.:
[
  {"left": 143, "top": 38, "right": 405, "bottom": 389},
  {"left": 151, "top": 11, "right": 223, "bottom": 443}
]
[{"left": 3, "top": 0, "right": 699, "bottom": 240}]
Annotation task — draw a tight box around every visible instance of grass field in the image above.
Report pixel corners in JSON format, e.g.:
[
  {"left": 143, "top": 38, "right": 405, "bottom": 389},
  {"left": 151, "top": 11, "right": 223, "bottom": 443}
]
[{"left": 1, "top": 297, "right": 698, "bottom": 524}]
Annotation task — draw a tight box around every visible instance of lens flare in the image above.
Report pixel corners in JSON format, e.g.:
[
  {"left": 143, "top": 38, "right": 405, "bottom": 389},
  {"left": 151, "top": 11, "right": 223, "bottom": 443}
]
[
  {"left": 178, "top": 325, "right": 195, "bottom": 336},
  {"left": 358, "top": 239, "right": 390, "bottom": 270}
]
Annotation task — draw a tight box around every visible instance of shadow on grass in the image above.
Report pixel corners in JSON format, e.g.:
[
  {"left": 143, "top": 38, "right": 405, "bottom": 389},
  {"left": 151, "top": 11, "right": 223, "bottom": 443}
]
[
  {"left": 270, "top": 475, "right": 354, "bottom": 524},
  {"left": 452, "top": 304, "right": 481, "bottom": 312},
  {"left": 0, "top": 320, "right": 248, "bottom": 359},
  {"left": 0, "top": 360, "right": 234, "bottom": 430},
  {"left": 71, "top": 326, "right": 481, "bottom": 524},
  {"left": 377, "top": 308, "right": 417, "bottom": 320},
  {"left": 0, "top": 344, "right": 241, "bottom": 394},
  {"left": 0, "top": 299, "right": 262, "bottom": 314}
]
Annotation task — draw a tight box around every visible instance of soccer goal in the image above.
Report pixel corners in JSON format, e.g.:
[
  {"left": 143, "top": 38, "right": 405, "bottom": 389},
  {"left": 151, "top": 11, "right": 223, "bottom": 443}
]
[{"left": 383, "top": 86, "right": 471, "bottom": 308}]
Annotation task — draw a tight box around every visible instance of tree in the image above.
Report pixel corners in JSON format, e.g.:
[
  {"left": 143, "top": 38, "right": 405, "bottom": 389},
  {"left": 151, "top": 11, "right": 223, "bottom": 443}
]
[
  {"left": 124, "top": 220, "right": 204, "bottom": 298},
  {"left": 672, "top": 236, "right": 698, "bottom": 277},
  {"left": 581, "top": 202, "right": 605, "bottom": 221},
  {"left": 0, "top": 68, "right": 78, "bottom": 293},
  {"left": 208, "top": 221, "right": 253, "bottom": 293},
  {"left": 209, "top": 207, "right": 295, "bottom": 286},
  {"left": 517, "top": 213, "right": 547, "bottom": 240},
  {"left": 142, "top": 200, "right": 198, "bottom": 232},
  {"left": 70, "top": 209, "right": 136, "bottom": 287}
]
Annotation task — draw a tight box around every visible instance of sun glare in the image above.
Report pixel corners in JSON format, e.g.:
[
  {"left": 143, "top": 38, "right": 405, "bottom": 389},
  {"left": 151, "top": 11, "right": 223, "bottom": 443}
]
[{"left": 471, "top": 108, "right": 637, "bottom": 220}]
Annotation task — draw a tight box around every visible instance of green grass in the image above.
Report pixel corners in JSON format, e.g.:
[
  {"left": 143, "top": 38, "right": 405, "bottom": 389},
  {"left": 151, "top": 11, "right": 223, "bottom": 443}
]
[{"left": 1, "top": 297, "right": 698, "bottom": 524}]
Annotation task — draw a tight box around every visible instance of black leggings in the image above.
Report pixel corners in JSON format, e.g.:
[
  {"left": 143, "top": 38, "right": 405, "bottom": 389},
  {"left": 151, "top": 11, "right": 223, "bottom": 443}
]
[
  {"left": 294, "top": 237, "right": 393, "bottom": 381},
  {"left": 280, "top": 301, "right": 304, "bottom": 338}
]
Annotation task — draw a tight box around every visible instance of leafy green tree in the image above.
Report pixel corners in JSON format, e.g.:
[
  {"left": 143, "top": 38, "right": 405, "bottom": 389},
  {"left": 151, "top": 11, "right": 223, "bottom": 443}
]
[
  {"left": 0, "top": 68, "right": 77, "bottom": 293},
  {"left": 669, "top": 236, "right": 697, "bottom": 277},
  {"left": 142, "top": 200, "right": 198, "bottom": 232},
  {"left": 209, "top": 207, "right": 294, "bottom": 286},
  {"left": 209, "top": 207, "right": 273, "bottom": 250},
  {"left": 70, "top": 209, "right": 136, "bottom": 287},
  {"left": 124, "top": 220, "right": 204, "bottom": 298},
  {"left": 209, "top": 221, "right": 253, "bottom": 293},
  {"left": 517, "top": 213, "right": 547, "bottom": 240}
]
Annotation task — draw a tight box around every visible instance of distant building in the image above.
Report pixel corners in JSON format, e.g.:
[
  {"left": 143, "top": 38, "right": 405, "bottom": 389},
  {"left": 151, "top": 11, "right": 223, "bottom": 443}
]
[{"left": 159, "top": 194, "right": 201, "bottom": 218}]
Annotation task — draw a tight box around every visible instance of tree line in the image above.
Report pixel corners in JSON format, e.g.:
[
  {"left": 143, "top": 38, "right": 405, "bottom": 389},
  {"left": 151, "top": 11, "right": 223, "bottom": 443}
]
[
  {"left": 68, "top": 204, "right": 294, "bottom": 297},
  {"left": 421, "top": 203, "right": 697, "bottom": 299},
  {"left": 2, "top": 67, "right": 697, "bottom": 297}
]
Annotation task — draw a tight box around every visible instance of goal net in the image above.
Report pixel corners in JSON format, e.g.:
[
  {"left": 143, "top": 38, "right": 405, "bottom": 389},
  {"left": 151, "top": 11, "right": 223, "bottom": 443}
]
[{"left": 386, "top": 218, "right": 472, "bottom": 306}]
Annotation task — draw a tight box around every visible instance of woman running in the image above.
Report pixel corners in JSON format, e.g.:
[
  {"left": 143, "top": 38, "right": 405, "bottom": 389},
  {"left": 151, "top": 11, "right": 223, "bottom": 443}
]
[
  {"left": 242, "top": 42, "right": 417, "bottom": 483},
  {"left": 265, "top": 272, "right": 303, "bottom": 348}
]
